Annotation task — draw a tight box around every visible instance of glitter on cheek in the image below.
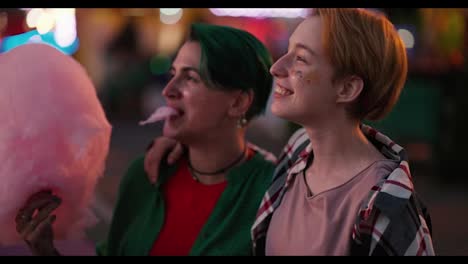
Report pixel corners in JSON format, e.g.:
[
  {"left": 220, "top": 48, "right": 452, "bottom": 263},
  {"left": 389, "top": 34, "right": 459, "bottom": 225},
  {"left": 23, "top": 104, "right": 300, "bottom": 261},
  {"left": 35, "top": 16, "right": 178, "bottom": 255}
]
[
  {"left": 292, "top": 70, "right": 313, "bottom": 85},
  {"left": 293, "top": 70, "right": 303, "bottom": 79},
  {"left": 291, "top": 70, "right": 304, "bottom": 84},
  {"left": 291, "top": 63, "right": 315, "bottom": 85}
]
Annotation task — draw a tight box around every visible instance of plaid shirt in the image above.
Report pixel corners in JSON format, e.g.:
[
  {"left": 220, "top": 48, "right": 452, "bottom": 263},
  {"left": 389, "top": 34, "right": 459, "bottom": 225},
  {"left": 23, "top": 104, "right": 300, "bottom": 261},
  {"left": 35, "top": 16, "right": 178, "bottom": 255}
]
[{"left": 251, "top": 124, "right": 435, "bottom": 256}]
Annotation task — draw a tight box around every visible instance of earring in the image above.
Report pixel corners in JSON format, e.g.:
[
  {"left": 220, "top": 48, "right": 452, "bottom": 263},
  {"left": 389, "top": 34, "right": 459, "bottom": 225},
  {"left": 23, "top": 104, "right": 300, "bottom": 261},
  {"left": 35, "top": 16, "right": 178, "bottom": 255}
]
[{"left": 237, "top": 115, "right": 248, "bottom": 128}]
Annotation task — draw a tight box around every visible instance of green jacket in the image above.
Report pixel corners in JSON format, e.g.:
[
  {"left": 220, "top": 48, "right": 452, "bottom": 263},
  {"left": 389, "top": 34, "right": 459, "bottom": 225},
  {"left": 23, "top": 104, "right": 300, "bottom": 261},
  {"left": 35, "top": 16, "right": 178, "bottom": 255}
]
[{"left": 97, "top": 151, "right": 275, "bottom": 256}]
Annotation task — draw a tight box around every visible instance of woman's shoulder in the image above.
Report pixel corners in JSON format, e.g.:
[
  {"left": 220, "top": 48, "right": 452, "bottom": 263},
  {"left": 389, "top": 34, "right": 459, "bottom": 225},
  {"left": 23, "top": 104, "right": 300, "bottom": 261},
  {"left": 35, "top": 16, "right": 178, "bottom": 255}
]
[
  {"left": 229, "top": 144, "right": 276, "bottom": 186},
  {"left": 356, "top": 159, "right": 431, "bottom": 228},
  {"left": 247, "top": 142, "right": 277, "bottom": 164},
  {"left": 352, "top": 167, "right": 434, "bottom": 255}
]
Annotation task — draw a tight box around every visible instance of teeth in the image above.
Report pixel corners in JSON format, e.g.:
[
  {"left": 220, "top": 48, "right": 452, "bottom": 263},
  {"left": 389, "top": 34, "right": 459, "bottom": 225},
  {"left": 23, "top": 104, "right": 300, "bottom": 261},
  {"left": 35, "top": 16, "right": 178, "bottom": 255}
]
[{"left": 275, "top": 86, "right": 291, "bottom": 95}]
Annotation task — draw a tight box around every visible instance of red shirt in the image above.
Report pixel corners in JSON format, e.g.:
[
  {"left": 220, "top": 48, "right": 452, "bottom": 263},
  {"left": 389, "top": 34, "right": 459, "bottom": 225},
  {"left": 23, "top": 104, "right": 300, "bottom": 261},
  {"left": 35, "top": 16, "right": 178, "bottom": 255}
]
[{"left": 149, "top": 159, "right": 228, "bottom": 256}]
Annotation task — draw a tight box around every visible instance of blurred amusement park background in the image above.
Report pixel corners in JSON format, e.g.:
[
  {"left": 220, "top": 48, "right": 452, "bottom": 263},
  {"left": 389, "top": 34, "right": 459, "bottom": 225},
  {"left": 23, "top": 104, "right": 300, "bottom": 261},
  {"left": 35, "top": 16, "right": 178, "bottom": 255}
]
[{"left": 1, "top": 8, "right": 468, "bottom": 255}]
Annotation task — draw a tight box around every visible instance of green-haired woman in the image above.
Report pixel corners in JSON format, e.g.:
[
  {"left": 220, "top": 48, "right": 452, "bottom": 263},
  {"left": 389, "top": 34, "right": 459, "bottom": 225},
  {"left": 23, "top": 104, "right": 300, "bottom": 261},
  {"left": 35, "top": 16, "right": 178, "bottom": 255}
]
[{"left": 16, "top": 23, "right": 276, "bottom": 256}]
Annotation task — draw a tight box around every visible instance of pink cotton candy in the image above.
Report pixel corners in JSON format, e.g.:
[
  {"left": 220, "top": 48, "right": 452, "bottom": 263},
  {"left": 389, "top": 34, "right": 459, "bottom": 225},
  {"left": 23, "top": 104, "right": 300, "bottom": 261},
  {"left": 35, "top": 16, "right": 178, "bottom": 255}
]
[
  {"left": 0, "top": 44, "right": 112, "bottom": 246},
  {"left": 139, "top": 106, "right": 178, "bottom": 126}
]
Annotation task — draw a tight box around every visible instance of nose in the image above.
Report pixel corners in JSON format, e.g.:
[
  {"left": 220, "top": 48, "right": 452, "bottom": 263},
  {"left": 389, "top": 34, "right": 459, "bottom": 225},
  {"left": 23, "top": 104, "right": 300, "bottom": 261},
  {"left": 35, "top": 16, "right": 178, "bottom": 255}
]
[
  {"left": 162, "top": 78, "right": 181, "bottom": 100},
  {"left": 270, "top": 54, "right": 289, "bottom": 78}
]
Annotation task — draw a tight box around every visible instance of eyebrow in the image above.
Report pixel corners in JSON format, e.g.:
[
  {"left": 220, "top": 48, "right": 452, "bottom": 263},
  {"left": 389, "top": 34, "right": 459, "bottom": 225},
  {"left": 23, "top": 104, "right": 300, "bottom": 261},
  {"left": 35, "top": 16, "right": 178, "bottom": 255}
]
[
  {"left": 170, "top": 66, "right": 200, "bottom": 75},
  {"left": 291, "top": 42, "right": 317, "bottom": 57}
]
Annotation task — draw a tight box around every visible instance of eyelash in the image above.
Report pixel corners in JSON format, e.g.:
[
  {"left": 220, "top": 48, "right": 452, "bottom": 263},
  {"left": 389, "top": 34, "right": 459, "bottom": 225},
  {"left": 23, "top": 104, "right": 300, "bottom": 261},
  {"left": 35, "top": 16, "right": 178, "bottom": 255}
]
[
  {"left": 296, "top": 56, "right": 307, "bottom": 63},
  {"left": 168, "top": 73, "right": 198, "bottom": 83},
  {"left": 186, "top": 75, "right": 197, "bottom": 82}
]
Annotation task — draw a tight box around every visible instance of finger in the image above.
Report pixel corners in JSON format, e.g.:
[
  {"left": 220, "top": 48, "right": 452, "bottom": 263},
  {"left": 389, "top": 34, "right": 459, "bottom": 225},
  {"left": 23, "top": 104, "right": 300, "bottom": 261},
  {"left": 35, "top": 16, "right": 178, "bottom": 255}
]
[
  {"left": 18, "top": 198, "right": 59, "bottom": 235},
  {"left": 167, "top": 143, "right": 184, "bottom": 165},
  {"left": 19, "top": 199, "right": 60, "bottom": 237},
  {"left": 20, "top": 201, "right": 58, "bottom": 239},
  {"left": 144, "top": 139, "right": 156, "bottom": 173},
  {"left": 24, "top": 215, "right": 56, "bottom": 252},
  {"left": 144, "top": 147, "right": 158, "bottom": 182},
  {"left": 146, "top": 138, "right": 173, "bottom": 184},
  {"left": 143, "top": 145, "right": 151, "bottom": 173},
  {"left": 144, "top": 148, "right": 159, "bottom": 184},
  {"left": 15, "top": 194, "right": 60, "bottom": 221},
  {"left": 25, "top": 214, "right": 56, "bottom": 242},
  {"left": 16, "top": 193, "right": 59, "bottom": 224}
]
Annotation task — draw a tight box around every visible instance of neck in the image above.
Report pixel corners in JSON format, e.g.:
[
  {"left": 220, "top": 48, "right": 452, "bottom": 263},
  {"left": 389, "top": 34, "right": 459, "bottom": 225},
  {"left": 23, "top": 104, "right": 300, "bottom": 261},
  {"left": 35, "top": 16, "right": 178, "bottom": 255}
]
[
  {"left": 303, "top": 116, "right": 384, "bottom": 178},
  {"left": 187, "top": 131, "right": 247, "bottom": 184}
]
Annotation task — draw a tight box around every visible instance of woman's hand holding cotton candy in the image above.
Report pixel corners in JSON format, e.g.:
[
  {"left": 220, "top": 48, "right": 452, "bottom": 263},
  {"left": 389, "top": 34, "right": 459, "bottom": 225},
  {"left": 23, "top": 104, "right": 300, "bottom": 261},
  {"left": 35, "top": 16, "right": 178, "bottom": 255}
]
[
  {"left": 0, "top": 43, "right": 111, "bottom": 246},
  {"left": 15, "top": 190, "right": 61, "bottom": 256}
]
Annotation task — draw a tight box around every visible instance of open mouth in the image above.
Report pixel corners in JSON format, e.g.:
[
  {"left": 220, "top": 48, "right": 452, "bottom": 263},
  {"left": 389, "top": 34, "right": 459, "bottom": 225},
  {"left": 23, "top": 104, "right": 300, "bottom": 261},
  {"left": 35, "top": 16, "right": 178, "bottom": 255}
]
[
  {"left": 169, "top": 108, "right": 185, "bottom": 120},
  {"left": 274, "top": 85, "right": 293, "bottom": 96}
]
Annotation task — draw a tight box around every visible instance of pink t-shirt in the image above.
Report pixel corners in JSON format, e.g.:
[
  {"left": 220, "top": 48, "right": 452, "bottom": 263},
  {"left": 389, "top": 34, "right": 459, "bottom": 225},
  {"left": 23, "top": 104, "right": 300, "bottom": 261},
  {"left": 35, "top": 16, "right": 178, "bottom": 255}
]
[{"left": 266, "top": 159, "right": 398, "bottom": 256}]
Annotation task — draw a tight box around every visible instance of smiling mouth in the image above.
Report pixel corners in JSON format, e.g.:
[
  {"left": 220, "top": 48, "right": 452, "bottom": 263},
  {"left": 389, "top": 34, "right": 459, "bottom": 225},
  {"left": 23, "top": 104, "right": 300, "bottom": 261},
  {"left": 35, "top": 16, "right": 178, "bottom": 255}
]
[{"left": 274, "top": 86, "right": 293, "bottom": 96}]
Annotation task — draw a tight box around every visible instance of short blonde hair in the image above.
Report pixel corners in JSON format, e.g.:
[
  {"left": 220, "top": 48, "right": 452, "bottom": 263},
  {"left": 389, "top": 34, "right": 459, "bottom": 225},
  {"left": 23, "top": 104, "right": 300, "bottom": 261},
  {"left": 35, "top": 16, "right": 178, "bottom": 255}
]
[{"left": 313, "top": 8, "right": 408, "bottom": 121}]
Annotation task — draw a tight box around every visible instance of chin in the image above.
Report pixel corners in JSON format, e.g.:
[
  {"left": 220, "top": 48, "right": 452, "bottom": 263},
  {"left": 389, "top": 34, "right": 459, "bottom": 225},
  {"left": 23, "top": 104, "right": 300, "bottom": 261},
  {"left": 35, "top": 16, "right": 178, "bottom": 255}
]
[
  {"left": 272, "top": 104, "right": 306, "bottom": 125},
  {"left": 271, "top": 102, "right": 291, "bottom": 119},
  {"left": 162, "top": 123, "right": 179, "bottom": 138}
]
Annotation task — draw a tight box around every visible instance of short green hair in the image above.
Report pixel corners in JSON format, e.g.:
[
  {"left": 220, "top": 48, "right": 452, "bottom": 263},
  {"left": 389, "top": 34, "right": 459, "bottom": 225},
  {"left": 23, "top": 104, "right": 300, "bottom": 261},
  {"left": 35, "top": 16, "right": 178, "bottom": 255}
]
[{"left": 189, "top": 23, "right": 273, "bottom": 121}]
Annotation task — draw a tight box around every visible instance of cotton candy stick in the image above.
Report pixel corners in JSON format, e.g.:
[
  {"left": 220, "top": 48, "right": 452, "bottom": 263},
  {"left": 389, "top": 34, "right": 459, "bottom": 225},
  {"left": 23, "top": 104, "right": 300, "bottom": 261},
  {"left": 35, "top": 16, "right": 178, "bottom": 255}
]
[{"left": 0, "top": 43, "right": 111, "bottom": 246}]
